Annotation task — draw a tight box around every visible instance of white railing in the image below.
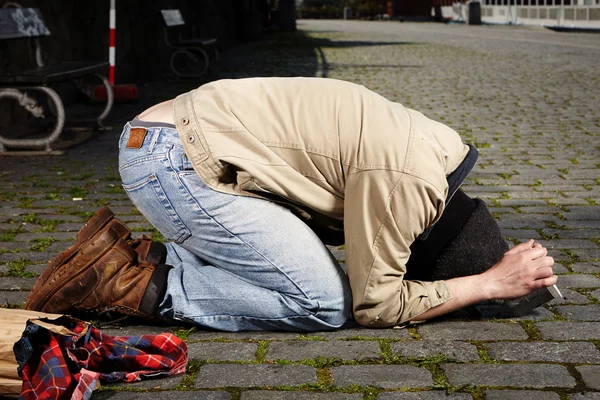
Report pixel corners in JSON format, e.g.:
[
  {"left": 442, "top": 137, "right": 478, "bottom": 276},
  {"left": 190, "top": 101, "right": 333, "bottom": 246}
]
[{"left": 442, "top": 1, "right": 600, "bottom": 28}]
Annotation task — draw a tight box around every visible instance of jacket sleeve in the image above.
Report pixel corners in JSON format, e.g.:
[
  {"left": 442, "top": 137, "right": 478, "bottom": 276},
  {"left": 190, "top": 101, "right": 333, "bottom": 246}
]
[{"left": 345, "top": 170, "right": 453, "bottom": 327}]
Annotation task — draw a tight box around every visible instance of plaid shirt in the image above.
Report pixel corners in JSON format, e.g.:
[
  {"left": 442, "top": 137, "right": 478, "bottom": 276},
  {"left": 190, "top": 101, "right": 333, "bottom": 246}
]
[{"left": 14, "top": 316, "right": 187, "bottom": 400}]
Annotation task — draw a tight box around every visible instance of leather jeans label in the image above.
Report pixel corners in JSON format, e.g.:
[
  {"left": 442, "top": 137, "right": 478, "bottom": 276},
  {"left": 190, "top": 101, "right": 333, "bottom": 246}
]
[{"left": 126, "top": 128, "right": 148, "bottom": 149}]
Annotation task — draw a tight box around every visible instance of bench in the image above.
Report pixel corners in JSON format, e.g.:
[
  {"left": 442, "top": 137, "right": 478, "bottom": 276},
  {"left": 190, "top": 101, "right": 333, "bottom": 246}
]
[
  {"left": 161, "top": 9, "right": 218, "bottom": 78},
  {"left": 0, "top": 5, "right": 113, "bottom": 154}
]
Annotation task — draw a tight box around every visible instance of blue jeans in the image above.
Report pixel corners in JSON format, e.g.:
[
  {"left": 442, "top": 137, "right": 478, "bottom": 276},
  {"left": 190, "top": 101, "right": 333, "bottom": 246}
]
[{"left": 118, "top": 123, "right": 351, "bottom": 331}]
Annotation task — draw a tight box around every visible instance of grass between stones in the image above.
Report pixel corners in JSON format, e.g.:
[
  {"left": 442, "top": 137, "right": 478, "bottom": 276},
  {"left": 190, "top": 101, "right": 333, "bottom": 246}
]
[
  {"left": 473, "top": 343, "right": 499, "bottom": 364},
  {"left": 519, "top": 320, "right": 543, "bottom": 340},
  {"left": 30, "top": 237, "right": 57, "bottom": 252},
  {"left": 20, "top": 213, "right": 60, "bottom": 233},
  {"left": 0, "top": 225, "right": 23, "bottom": 242},
  {"left": 256, "top": 341, "right": 268, "bottom": 362},
  {"left": 0, "top": 258, "right": 35, "bottom": 278},
  {"left": 173, "top": 326, "right": 197, "bottom": 341}
]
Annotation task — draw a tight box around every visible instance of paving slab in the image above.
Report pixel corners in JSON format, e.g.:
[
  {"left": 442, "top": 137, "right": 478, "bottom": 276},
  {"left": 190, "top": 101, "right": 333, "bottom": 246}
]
[
  {"left": 331, "top": 365, "right": 432, "bottom": 389},
  {"left": 187, "top": 342, "right": 258, "bottom": 361},
  {"left": 93, "top": 391, "right": 231, "bottom": 400},
  {"left": 241, "top": 391, "right": 363, "bottom": 400},
  {"left": 556, "top": 275, "right": 600, "bottom": 289},
  {"left": 536, "top": 322, "right": 600, "bottom": 340},
  {"left": 0, "top": 278, "right": 35, "bottom": 291},
  {"left": 576, "top": 366, "right": 600, "bottom": 390},
  {"left": 377, "top": 393, "right": 472, "bottom": 399},
  {"left": 569, "top": 394, "right": 600, "bottom": 400},
  {"left": 443, "top": 364, "right": 576, "bottom": 388},
  {"left": 555, "top": 305, "right": 600, "bottom": 321},
  {"left": 265, "top": 340, "right": 381, "bottom": 361},
  {"left": 487, "top": 341, "right": 600, "bottom": 363},
  {"left": 390, "top": 340, "right": 479, "bottom": 362},
  {"left": 484, "top": 390, "right": 560, "bottom": 400},
  {"left": 0, "top": 251, "right": 54, "bottom": 264},
  {"left": 570, "top": 263, "right": 600, "bottom": 273},
  {"left": 306, "top": 327, "right": 411, "bottom": 340},
  {"left": 418, "top": 321, "right": 528, "bottom": 341},
  {"left": 195, "top": 364, "right": 316, "bottom": 388}
]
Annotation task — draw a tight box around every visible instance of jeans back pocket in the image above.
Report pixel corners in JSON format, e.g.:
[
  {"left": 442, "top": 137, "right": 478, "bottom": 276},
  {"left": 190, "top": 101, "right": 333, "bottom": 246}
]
[{"left": 122, "top": 174, "right": 191, "bottom": 243}]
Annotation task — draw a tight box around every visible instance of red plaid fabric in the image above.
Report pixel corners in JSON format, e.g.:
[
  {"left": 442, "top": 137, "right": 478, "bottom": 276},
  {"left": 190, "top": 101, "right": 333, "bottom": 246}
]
[{"left": 16, "top": 316, "right": 187, "bottom": 400}]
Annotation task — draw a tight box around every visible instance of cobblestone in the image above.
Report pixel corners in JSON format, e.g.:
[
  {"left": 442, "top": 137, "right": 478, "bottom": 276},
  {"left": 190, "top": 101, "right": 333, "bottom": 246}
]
[
  {"left": 1, "top": 18, "right": 599, "bottom": 398},
  {"left": 0, "top": 251, "right": 54, "bottom": 264},
  {"left": 0, "top": 278, "right": 34, "bottom": 291},
  {"left": 571, "top": 263, "right": 600, "bottom": 273},
  {"left": 13, "top": 232, "right": 76, "bottom": 242},
  {"left": 443, "top": 364, "right": 576, "bottom": 388},
  {"left": 536, "top": 322, "right": 600, "bottom": 340},
  {"left": 487, "top": 341, "right": 600, "bottom": 363},
  {"left": 390, "top": 340, "right": 479, "bottom": 362},
  {"left": 483, "top": 390, "right": 560, "bottom": 400},
  {"left": 306, "top": 327, "right": 411, "bottom": 340},
  {"left": 377, "top": 393, "right": 472, "bottom": 399},
  {"left": 241, "top": 392, "right": 362, "bottom": 400},
  {"left": 570, "top": 394, "right": 600, "bottom": 400},
  {"left": 556, "top": 275, "right": 600, "bottom": 289},
  {"left": 418, "top": 321, "right": 528, "bottom": 340},
  {"left": 265, "top": 340, "right": 381, "bottom": 361},
  {"left": 331, "top": 365, "right": 432, "bottom": 388},
  {"left": 576, "top": 366, "right": 600, "bottom": 390},
  {"left": 187, "top": 342, "right": 258, "bottom": 361},
  {"left": 555, "top": 305, "right": 600, "bottom": 321},
  {"left": 94, "top": 392, "right": 231, "bottom": 400},
  {"left": 195, "top": 365, "right": 316, "bottom": 388}
]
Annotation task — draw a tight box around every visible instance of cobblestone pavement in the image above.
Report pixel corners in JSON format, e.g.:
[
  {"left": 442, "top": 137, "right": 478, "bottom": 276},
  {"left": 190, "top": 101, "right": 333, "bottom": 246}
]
[{"left": 1, "top": 20, "right": 599, "bottom": 399}]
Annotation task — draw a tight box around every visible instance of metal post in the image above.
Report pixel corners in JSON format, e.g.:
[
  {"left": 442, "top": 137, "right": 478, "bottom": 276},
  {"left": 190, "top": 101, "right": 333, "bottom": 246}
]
[{"left": 109, "top": 0, "right": 116, "bottom": 85}]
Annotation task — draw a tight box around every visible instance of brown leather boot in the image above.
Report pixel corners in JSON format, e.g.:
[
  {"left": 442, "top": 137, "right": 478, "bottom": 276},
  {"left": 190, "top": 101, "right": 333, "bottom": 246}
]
[
  {"left": 26, "top": 207, "right": 129, "bottom": 304},
  {"left": 25, "top": 208, "right": 170, "bottom": 321}
]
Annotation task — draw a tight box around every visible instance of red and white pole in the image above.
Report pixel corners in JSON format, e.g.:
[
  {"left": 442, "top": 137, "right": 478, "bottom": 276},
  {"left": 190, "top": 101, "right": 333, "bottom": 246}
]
[
  {"left": 94, "top": 0, "right": 138, "bottom": 102},
  {"left": 108, "top": 0, "right": 116, "bottom": 85}
]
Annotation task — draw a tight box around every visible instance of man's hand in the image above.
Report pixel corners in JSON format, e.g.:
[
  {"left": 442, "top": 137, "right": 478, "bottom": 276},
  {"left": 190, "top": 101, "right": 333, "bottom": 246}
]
[
  {"left": 482, "top": 239, "right": 557, "bottom": 300},
  {"left": 406, "top": 239, "right": 556, "bottom": 323}
]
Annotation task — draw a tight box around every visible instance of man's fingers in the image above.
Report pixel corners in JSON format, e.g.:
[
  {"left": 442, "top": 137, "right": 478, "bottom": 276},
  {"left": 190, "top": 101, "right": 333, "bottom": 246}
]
[
  {"left": 522, "top": 246, "right": 548, "bottom": 260},
  {"left": 533, "top": 275, "right": 558, "bottom": 289},
  {"left": 506, "top": 239, "right": 534, "bottom": 255},
  {"left": 533, "top": 265, "right": 554, "bottom": 280}
]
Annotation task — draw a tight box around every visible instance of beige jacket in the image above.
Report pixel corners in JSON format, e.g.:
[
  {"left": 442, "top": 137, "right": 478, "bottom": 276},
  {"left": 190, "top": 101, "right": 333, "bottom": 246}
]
[{"left": 173, "top": 77, "right": 469, "bottom": 327}]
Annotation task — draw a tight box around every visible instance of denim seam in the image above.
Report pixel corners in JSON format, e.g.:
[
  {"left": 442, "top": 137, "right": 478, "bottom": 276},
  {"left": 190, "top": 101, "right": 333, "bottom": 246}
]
[
  {"left": 122, "top": 173, "right": 191, "bottom": 243},
  {"left": 174, "top": 311, "right": 321, "bottom": 321},
  {"left": 119, "top": 154, "right": 167, "bottom": 172},
  {"left": 149, "top": 174, "right": 191, "bottom": 243},
  {"left": 147, "top": 127, "right": 161, "bottom": 154},
  {"left": 176, "top": 174, "right": 319, "bottom": 312}
]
